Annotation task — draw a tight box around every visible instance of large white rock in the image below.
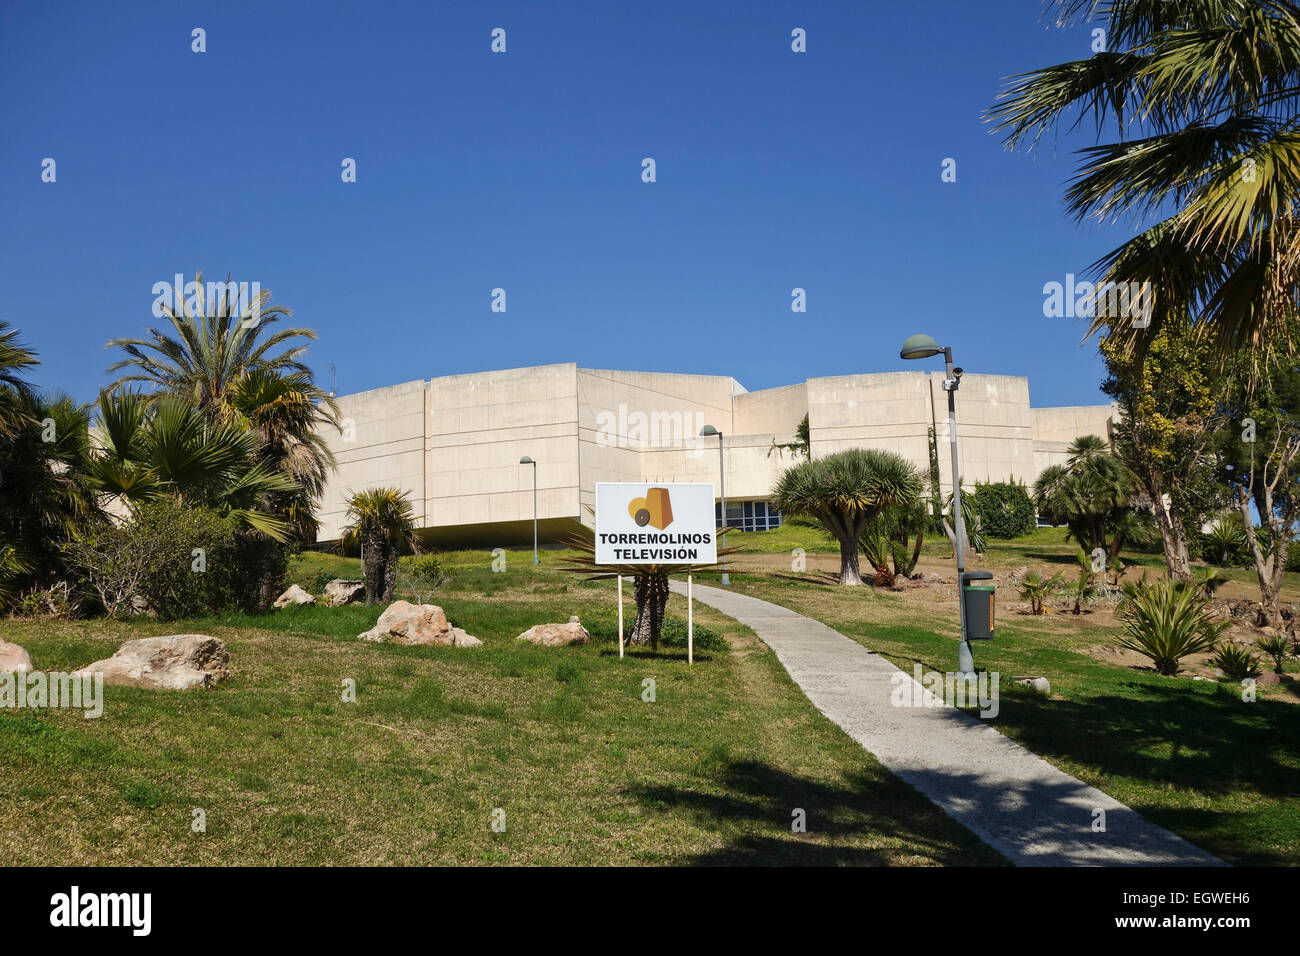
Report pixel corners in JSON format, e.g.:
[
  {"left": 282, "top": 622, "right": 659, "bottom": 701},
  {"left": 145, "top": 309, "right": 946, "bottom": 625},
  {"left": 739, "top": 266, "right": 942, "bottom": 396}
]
[
  {"left": 273, "top": 584, "right": 316, "bottom": 608},
  {"left": 358, "top": 601, "right": 481, "bottom": 647},
  {"left": 516, "top": 616, "right": 590, "bottom": 647},
  {"left": 323, "top": 579, "right": 366, "bottom": 606},
  {"left": 0, "top": 640, "right": 33, "bottom": 672},
  {"left": 73, "top": 635, "right": 230, "bottom": 690}
]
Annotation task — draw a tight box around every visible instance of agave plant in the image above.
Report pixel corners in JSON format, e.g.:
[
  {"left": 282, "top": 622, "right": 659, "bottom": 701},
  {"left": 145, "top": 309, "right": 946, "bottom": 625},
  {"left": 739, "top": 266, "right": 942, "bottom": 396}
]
[
  {"left": 1018, "top": 569, "right": 1064, "bottom": 615},
  {"left": 1116, "top": 579, "right": 1228, "bottom": 676},
  {"left": 1212, "top": 642, "right": 1263, "bottom": 681}
]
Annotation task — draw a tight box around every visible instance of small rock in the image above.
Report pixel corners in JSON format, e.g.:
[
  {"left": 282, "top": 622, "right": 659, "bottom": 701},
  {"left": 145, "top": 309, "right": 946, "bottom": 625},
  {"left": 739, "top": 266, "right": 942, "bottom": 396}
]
[
  {"left": 273, "top": 584, "right": 316, "bottom": 609},
  {"left": 1014, "top": 676, "right": 1051, "bottom": 695},
  {"left": 0, "top": 640, "right": 33, "bottom": 673},
  {"left": 517, "top": 616, "right": 590, "bottom": 647},
  {"left": 73, "top": 635, "right": 230, "bottom": 690},
  {"left": 323, "top": 579, "right": 366, "bottom": 607},
  {"left": 358, "top": 601, "right": 480, "bottom": 647}
]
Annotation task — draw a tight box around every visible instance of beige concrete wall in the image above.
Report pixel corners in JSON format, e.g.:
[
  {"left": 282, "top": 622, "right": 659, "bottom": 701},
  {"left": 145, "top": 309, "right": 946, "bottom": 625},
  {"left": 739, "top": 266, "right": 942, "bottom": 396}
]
[
  {"left": 1031, "top": 405, "right": 1117, "bottom": 444},
  {"left": 806, "top": 371, "right": 935, "bottom": 478},
  {"left": 575, "top": 368, "right": 738, "bottom": 525},
  {"left": 929, "top": 373, "right": 1036, "bottom": 493},
  {"left": 314, "top": 363, "right": 1114, "bottom": 545},
  {"left": 734, "top": 382, "right": 807, "bottom": 436},
  {"left": 424, "top": 364, "right": 580, "bottom": 532},
  {"left": 318, "top": 379, "right": 427, "bottom": 540}
]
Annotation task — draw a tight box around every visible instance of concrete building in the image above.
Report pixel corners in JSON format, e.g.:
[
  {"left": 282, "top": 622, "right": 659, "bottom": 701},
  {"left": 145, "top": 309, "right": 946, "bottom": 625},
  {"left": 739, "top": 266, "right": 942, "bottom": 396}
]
[{"left": 315, "top": 363, "right": 1116, "bottom": 546}]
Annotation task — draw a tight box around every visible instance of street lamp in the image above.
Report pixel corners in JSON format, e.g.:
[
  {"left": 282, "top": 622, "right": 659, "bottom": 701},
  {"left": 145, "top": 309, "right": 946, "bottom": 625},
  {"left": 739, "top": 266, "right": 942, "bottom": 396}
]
[
  {"left": 519, "top": 456, "right": 538, "bottom": 566},
  {"left": 699, "top": 425, "right": 730, "bottom": 586},
  {"left": 900, "top": 334, "right": 976, "bottom": 679}
]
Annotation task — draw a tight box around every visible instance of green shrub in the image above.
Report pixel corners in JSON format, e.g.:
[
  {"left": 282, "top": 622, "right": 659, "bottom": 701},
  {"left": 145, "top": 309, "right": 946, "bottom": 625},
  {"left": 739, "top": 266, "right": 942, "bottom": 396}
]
[
  {"left": 1116, "top": 579, "right": 1227, "bottom": 675},
  {"left": 582, "top": 612, "right": 728, "bottom": 651},
  {"left": 971, "top": 481, "right": 1036, "bottom": 539},
  {"left": 397, "top": 553, "right": 455, "bottom": 604},
  {"left": 64, "top": 502, "right": 288, "bottom": 619},
  {"left": 1212, "top": 643, "right": 1262, "bottom": 681}
]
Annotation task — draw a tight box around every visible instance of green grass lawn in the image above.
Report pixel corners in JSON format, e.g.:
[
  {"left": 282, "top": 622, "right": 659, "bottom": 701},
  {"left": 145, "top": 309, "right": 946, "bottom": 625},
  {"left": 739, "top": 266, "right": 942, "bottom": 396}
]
[
  {"left": 737, "top": 568, "right": 1300, "bottom": 866},
  {"left": 0, "top": 554, "right": 1003, "bottom": 866}
]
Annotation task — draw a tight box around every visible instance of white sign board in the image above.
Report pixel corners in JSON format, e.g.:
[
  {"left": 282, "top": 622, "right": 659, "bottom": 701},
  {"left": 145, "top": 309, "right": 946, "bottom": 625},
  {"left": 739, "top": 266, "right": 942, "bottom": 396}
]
[{"left": 594, "top": 482, "right": 718, "bottom": 565}]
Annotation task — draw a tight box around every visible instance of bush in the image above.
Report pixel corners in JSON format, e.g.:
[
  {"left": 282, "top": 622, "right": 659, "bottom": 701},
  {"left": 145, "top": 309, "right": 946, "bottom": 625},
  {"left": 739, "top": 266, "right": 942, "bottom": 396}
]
[
  {"left": 64, "top": 502, "right": 288, "bottom": 619},
  {"left": 397, "top": 553, "right": 455, "bottom": 604},
  {"left": 1212, "top": 643, "right": 1262, "bottom": 681},
  {"left": 1116, "top": 579, "right": 1227, "bottom": 675},
  {"left": 971, "top": 481, "right": 1036, "bottom": 539},
  {"left": 582, "top": 612, "right": 728, "bottom": 651}
]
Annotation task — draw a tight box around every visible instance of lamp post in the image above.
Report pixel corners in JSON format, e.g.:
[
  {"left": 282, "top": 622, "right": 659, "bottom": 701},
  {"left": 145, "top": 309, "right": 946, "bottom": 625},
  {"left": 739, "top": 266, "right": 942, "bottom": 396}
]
[
  {"left": 699, "top": 425, "right": 730, "bottom": 586},
  {"left": 519, "top": 456, "right": 538, "bottom": 566},
  {"left": 900, "top": 334, "right": 975, "bottom": 678}
]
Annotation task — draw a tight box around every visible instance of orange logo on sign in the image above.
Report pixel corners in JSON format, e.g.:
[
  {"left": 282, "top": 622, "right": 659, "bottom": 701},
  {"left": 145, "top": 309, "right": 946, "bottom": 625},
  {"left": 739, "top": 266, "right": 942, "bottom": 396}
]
[{"left": 628, "top": 487, "right": 674, "bottom": 529}]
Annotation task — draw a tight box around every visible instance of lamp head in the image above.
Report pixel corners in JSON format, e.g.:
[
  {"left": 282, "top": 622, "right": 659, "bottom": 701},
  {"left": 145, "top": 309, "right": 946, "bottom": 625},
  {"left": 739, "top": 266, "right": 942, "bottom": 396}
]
[
  {"left": 519, "top": 456, "right": 534, "bottom": 465},
  {"left": 900, "top": 333, "right": 943, "bottom": 360},
  {"left": 699, "top": 425, "right": 720, "bottom": 437}
]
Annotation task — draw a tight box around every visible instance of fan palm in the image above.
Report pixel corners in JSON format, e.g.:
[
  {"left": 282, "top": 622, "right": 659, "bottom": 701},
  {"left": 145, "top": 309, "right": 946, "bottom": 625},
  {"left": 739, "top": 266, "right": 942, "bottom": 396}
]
[
  {"left": 85, "top": 391, "right": 297, "bottom": 540},
  {"left": 0, "top": 320, "right": 39, "bottom": 439},
  {"left": 772, "top": 448, "right": 922, "bottom": 585},
  {"left": 228, "top": 368, "right": 339, "bottom": 540},
  {"left": 0, "top": 391, "right": 100, "bottom": 606},
  {"left": 1034, "top": 435, "right": 1140, "bottom": 556},
  {"left": 339, "top": 487, "right": 418, "bottom": 604},
  {"left": 988, "top": 0, "right": 1300, "bottom": 363}
]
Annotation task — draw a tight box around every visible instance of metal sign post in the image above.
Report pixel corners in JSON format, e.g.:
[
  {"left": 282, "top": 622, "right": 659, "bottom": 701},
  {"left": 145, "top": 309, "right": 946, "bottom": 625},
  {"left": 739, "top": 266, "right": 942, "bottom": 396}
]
[
  {"left": 617, "top": 574, "right": 624, "bottom": 659},
  {"left": 687, "top": 574, "right": 694, "bottom": 665}
]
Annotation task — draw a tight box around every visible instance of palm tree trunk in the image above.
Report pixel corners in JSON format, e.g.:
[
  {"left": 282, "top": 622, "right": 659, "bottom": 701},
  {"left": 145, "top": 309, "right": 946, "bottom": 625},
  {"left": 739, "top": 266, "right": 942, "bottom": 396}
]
[
  {"left": 363, "top": 528, "right": 384, "bottom": 604},
  {"left": 628, "top": 571, "right": 669, "bottom": 649}
]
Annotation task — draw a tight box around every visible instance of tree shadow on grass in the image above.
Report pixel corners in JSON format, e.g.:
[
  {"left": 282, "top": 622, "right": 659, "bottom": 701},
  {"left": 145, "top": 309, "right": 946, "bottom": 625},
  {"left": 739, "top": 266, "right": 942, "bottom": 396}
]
[
  {"left": 626, "top": 758, "right": 1007, "bottom": 866},
  {"left": 990, "top": 678, "right": 1300, "bottom": 808}
]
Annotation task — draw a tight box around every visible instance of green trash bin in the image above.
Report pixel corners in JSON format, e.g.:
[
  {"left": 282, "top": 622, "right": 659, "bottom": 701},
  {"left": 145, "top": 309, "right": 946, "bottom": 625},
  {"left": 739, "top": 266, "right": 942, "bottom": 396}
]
[{"left": 962, "top": 571, "right": 995, "bottom": 641}]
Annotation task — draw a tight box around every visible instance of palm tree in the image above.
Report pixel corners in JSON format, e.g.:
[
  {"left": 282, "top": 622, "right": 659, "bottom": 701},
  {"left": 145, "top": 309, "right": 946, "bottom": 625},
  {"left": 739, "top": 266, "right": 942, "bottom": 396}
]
[
  {"left": 106, "top": 273, "right": 339, "bottom": 538},
  {"left": 1034, "top": 435, "right": 1140, "bottom": 558},
  {"left": 988, "top": 1, "right": 1300, "bottom": 362},
  {"left": 339, "top": 487, "right": 418, "bottom": 604},
  {"left": 107, "top": 274, "right": 313, "bottom": 416},
  {"left": 0, "top": 391, "right": 100, "bottom": 606},
  {"left": 228, "top": 368, "right": 339, "bottom": 541},
  {"left": 0, "top": 321, "right": 38, "bottom": 439},
  {"left": 85, "top": 390, "right": 298, "bottom": 540},
  {"left": 772, "top": 448, "right": 922, "bottom": 585}
]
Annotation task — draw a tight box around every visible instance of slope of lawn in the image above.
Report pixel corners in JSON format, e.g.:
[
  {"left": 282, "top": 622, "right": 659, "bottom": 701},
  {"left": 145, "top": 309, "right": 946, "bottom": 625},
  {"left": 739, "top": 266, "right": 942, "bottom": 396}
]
[
  {"left": 734, "top": 548, "right": 1300, "bottom": 866},
  {"left": 0, "top": 553, "right": 1004, "bottom": 866}
]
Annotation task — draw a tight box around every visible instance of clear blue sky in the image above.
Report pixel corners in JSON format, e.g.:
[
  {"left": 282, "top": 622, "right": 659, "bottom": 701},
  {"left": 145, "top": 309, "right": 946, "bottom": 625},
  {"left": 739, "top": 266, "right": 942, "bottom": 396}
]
[{"left": 2, "top": 0, "right": 1127, "bottom": 406}]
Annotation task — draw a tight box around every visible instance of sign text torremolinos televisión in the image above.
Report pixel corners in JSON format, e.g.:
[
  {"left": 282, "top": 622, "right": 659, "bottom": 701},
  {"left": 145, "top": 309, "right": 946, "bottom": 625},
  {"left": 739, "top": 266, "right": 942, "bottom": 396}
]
[{"left": 597, "top": 531, "right": 714, "bottom": 561}]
